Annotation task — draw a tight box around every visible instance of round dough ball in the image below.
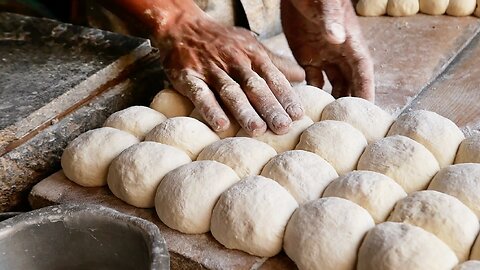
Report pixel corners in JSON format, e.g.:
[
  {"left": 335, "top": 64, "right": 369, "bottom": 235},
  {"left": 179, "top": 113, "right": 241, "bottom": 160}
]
[
  {"left": 388, "top": 190, "right": 479, "bottom": 261},
  {"left": 155, "top": 161, "right": 239, "bottom": 234},
  {"left": 210, "top": 176, "right": 298, "bottom": 257},
  {"left": 387, "top": 0, "right": 420, "bottom": 16},
  {"left": 356, "top": 0, "right": 389, "bottom": 16},
  {"left": 103, "top": 106, "right": 166, "bottom": 140},
  {"left": 261, "top": 150, "right": 338, "bottom": 204},
  {"left": 454, "top": 261, "right": 480, "bottom": 270},
  {"left": 296, "top": 120, "right": 367, "bottom": 175},
  {"left": 388, "top": 110, "right": 465, "bottom": 168},
  {"left": 61, "top": 127, "right": 139, "bottom": 187},
  {"left": 419, "top": 0, "right": 449, "bottom": 15},
  {"left": 237, "top": 117, "right": 314, "bottom": 153},
  {"left": 145, "top": 117, "right": 220, "bottom": 160},
  {"left": 190, "top": 108, "right": 240, "bottom": 138},
  {"left": 357, "top": 222, "right": 458, "bottom": 270},
  {"left": 197, "top": 137, "right": 277, "bottom": 178},
  {"left": 321, "top": 97, "right": 394, "bottom": 143},
  {"left": 358, "top": 135, "right": 440, "bottom": 193},
  {"left": 150, "top": 88, "right": 194, "bottom": 118},
  {"left": 429, "top": 163, "right": 480, "bottom": 218},
  {"left": 107, "top": 142, "right": 191, "bottom": 208},
  {"left": 284, "top": 197, "right": 374, "bottom": 270},
  {"left": 455, "top": 134, "right": 480, "bottom": 164},
  {"left": 447, "top": 0, "right": 477, "bottom": 16},
  {"left": 294, "top": 85, "right": 334, "bottom": 121},
  {"left": 323, "top": 170, "right": 407, "bottom": 223}
]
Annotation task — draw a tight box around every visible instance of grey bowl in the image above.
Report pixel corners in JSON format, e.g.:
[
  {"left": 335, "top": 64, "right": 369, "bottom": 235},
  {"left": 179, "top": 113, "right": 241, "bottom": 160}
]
[{"left": 0, "top": 204, "right": 169, "bottom": 270}]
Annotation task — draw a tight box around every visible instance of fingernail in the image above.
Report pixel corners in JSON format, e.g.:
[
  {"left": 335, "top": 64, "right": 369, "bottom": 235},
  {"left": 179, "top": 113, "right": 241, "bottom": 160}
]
[
  {"left": 247, "top": 119, "right": 267, "bottom": 137},
  {"left": 286, "top": 104, "right": 305, "bottom": 120},
  {"left": 213, "top": 117, "right": 229, "bottom": 132},
  {"left": 327, "top": 23, "right": 346, "bottom": 44},
  {"left": 271, "top": 114, "right": 291, "bottom": 135}
]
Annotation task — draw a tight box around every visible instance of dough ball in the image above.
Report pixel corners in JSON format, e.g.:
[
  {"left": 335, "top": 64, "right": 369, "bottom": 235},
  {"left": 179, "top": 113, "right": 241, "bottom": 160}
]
[
  {"left": 261, "top": 150, "right": 338, "bottom": 204},
  {"left": 323, "top": 170, "right": 407, "bottom": 223},
  {"left": 197, "top": 137, "right": 277, "bottom": 178},
  {"left": 61, "top": 127, "right": 139, "bottom": 187},
  {"left": 150, "top": 88, "right": 194, "bottom": 118},
  {"left": 237, "top": 117, "right": 314, "bottom": 153},
  {"left": 358, "top": 135, "right": 440, "bottom": 193},
  {"left": 284, "top": 197, "right": 374, "bottom": 270},
  {"left": 155, "top": 161, "right": 239, "bottom": 234},
  {"left": 107, "top": 142, "right": 191, "bottom": 208},
  {"left": 294, "top": 85, "right": 334, "bottom": 121},
  {"left": 357, "top": 222, "right": 458, "bottom": 270},
  {"left": 145, "top": 117, "right": 220, "bottom": 160},
  {"left": 388, "top": 190, "right": 479, "bottom": 261},
  {"left": 356, "top": 0, "right": 389, "bottom": 16},
  {"left": 321, "top": 97, "right": 394, "bottom": 143},
  {"left": 455, "top": 134, "right": 480, "bottom": 164},
  {"left": 447, "top": 0, "right": 477, "bottom": 16},
  {"left": 388, "top": 110, "right": 465, "bottom": 168},
  {"left": 454, "top": 261, "right": 480, "bottom": 270},
  {"left": 296, "top": 120, "right": 367, "bottom": 175},
  {"left": 387, "top": 0, "right": 420, "bottom": 16},
  {"left": 103, "top": 106, "right": 166, "bottom": 140},
  {"left": 210, "top": 176, "right": 298, "bottom": 257},
  {"left": 428, "top": 163, "right": 480, "bottom": 218},
  {"left": 190, "top": 108, "right": 240, "bottom": 139},
  {"left": 419, "top": 0, "right": 449, "bottom": 15}
]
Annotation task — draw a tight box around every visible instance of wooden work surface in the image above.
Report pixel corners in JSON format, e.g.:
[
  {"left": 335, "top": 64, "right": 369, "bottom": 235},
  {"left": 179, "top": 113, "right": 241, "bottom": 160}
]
[{"left": 29, "top": 15, "right": 480, "bottom": 270}]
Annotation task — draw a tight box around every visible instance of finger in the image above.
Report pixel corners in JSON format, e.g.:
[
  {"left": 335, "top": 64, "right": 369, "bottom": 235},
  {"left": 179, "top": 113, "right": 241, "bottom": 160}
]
[
  {"left": 262, "top": 46, "right": 306, "bottom": 83},
  {"left": 208, "top": 65, "right": 267, "bottom": 136},
  {"left": 304, "top": 65, "right": 326, "bottom": 89},
  {"left": 324, "top": 65, "right": 349, "bottom": 99},
  {"left": 349, "top": 50, "right": 375, "bottom": 102}
]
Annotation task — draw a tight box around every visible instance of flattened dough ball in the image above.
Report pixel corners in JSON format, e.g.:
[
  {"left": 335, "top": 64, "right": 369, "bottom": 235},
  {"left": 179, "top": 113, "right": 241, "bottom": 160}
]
[
  {"left": 357, "top": 222, "right": 458, "bottom": 270},
  {"left": 388, "top": 190, "right": 479, "bottom": 261},
  {"left": 447, "top": 0, "right": 477, "bottom": 16},
  {"left": 419, "top": 0, "right": 449, "bottom": 15},
  {"left": 155, "top": 161, "right": 239, "bottom": 234},
  {"left": 107, "top": 142, "right": 191, "bottom": 208},
  {"left": 387, "top": 0, "right": 420, "bottom": 16},
  {"left": 145, "top": 117, "right": 220, "bottom": 160},
  {"left": 210, "top": 176, "right": 298, "bottom": 257},
  {"left": 321, "top": 97, "right": 394, "bottom": 143},
  {"left": 388, "top": 110, "right": 465, "bottom": 168},
  {"left": 296, "top": 120, "right": 367, "bottom": 175},
  {"left": 358, "top": 135, "right": 440, "bottom": 193},
  {"left": 356, "top": 0, "right": 389, "bottom": 16},
  {"left": 190, "top": 108, "right": 240, "bottom": 138},
  {"left": 455, "top": 134, "right": 480, "bottom": 164},
  {"left": 150, "top": 88, "right": 194, "bottom": 117},
  {"left": 455, "top": 261, "right": 480, "bottom": 270},
  {"left": 284, "top": 197, "right": 374, "bottom": 270},
  {"left": 197, "top": 137, "right": 277, "bottom": 178},
  {"left": 323, "top": 170, "right": 407, "bottom": 223},
  {"left": 429, "top": 163, "right": 480, "bottom": 218},
  {"left": 261, "top": 150, "right": 338, "bottom": 204},
  {"left": 103, "top": 106, "right": 166, "bottom": 140},
  {"left": 237, "top": 117, "right": 314, "bottom": 153},
  {"left": 61, "top": 127, "right": 139, "bottom": 187},
  {"left": 294, "top": 85, "right": 334, "bottom": 121}
]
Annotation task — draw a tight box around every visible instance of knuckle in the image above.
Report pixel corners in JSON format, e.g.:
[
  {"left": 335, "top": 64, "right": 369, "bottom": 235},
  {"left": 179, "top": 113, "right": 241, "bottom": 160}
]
[{"left": 218, "top": 82, "right": 241, "bottom": 98}]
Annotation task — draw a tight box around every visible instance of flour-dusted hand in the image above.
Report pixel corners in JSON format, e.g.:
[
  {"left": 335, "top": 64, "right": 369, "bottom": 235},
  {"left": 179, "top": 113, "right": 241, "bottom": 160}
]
[{"left": 281, "top": 0, "right": 375, "bottom": 102}]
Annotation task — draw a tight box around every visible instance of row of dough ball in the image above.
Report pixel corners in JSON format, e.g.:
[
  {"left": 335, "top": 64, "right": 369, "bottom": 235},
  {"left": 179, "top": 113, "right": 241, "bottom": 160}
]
[{"left": 357, "top": 0, "right": 480, "bottom": 17}]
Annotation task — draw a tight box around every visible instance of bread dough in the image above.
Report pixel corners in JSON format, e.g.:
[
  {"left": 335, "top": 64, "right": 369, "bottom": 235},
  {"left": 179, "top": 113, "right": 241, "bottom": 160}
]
[
  {"left": 387, "top": 0, "right": 420, "bottom": 16},
  {"left": 454, "top": 261, "right": 480, "bottom": 270},
  {"left": 150, "top": 88, "right": 194, "bottom": 118},
  {"left": 356, "top": 0, "right": 389, "bottom": 16},
  {"left": 155, "top": 160, "right": 239, "bottom": 234},
  {"left": 388, "top": 110, "right": 465, "bottom": 168},
  {"left": 61, "top": 127, "right": 139, "bottom": 187},
  {"left": 237, "top": 116, "right": 314, "bottom": 153},
  {"left": 190, "top": 108, "right": 240, "bottom": 138},
  {"left": 197, "top": 137, "right": 277, "bottom": 178},
  {"left": 103, "top": 106, "right": 166, "bottom": 140},
  {"left": 388, "top": 190, "right": 479, "bottom": 261},
  {"left": 261, "top": 150, "right": 338, "bottom": 204},
  {"left": 296, "top": 120, "right": 367, "bottom": 175},
  {"left": 358, "top": 222, "right": 458, "bottom": 270},
  {"left": 145, "top": 117, "right": 220, "bottom": 160},
  {"left": 419, "top": 0, "right": 449, "bottom": 15},
  {"left": 210, "top": 176, "right": 298, "bottom": 257},
  {"left": 294, "top": 84, "right": 334, "bottom": 121},
  {"left": 358, "top": 135, "right": 440, "bottom": 193},
  {"left": 455, "top": 134, "right": 480, "bottom": 164},
  {"left": 284, "top": 197, "right": 374, "bottom": 270},
  {"left": 428, "top": 163, "right": 480, "bottom": 218},
  {"left": 321, "top": 97, "right": 394, "bottom": 143},
  {"left": 447, "top": 0, "right": 477, "bottom": 16},
  {"left": 323, "top": 170, "right": 407, "bottom": 223},
  {"left": 107, "top": 142, "right": 191, "bottom": 208}
]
